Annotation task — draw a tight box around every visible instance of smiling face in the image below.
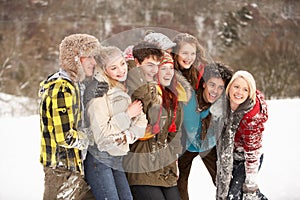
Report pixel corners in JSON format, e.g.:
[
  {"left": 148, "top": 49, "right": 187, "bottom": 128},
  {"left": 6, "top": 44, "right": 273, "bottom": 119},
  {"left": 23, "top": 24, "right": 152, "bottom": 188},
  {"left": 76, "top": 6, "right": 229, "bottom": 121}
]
[
  {"left": 228, "top": 77, "right": 250, "bottom": 111},
  {"left": 136, "top": 56, "right": 160, "bottom": 82},
  {"left": 105, "top": 54, "right": 128, "bottom": 82},
  {"left": 158, "top": 62, "right": 174, "bottom": 87},
  {"left": 203, "top": 77, "right": 225, "bottom": 103},
  {"left": 177, "top": 42, "right": 196, "bottom": 69}
]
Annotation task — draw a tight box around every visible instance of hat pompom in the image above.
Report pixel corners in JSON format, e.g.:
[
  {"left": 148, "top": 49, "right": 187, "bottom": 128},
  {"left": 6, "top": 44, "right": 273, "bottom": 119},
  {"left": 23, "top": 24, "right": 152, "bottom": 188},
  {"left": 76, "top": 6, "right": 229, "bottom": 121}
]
[
  {"left": 168, "top": 122, "right": 177, "bottom": 132},
  {"left": 168, "top": 103, "right": 177, "bottom": 133}
]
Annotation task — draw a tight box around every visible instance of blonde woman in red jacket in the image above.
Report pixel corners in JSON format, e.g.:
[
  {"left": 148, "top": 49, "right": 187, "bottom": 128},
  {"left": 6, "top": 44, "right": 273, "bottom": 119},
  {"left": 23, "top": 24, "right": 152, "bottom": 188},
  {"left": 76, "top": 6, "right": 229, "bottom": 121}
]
[{"left": 216, "top": 70, "right": 268, "bottom": 200}]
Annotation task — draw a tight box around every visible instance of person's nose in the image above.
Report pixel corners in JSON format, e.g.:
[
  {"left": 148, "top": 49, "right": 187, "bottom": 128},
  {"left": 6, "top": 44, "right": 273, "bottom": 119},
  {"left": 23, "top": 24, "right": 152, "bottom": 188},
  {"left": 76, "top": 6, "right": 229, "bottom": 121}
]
[
  {"left": 211, "top": 85, "right": 218, "bottom": 94},
  {"left": 152, "top": 65, "right": 158, "bottom": 73},
  {"left": 166, "top": 68, "right": 173, "bottom": 75},
  {"left": 119, "top": 66, "right": 126, "bottom": 74},
  {"left": 91, "top": 58, "right": 97, "bottom": 66}
]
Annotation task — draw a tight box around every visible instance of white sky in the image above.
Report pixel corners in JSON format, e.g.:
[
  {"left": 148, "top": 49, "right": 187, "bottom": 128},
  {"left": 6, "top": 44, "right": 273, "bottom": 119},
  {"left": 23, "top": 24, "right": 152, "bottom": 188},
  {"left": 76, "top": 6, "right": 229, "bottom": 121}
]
[{"left": 0, "top": 94, "right": 299, "bottom": 200}]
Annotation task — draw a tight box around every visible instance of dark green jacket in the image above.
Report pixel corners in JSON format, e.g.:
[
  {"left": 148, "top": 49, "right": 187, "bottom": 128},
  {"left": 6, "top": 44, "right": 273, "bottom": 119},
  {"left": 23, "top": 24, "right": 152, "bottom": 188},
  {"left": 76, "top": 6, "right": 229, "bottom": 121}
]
[{"left": 124, "top": 71, "right": 192, "bottom": 187}]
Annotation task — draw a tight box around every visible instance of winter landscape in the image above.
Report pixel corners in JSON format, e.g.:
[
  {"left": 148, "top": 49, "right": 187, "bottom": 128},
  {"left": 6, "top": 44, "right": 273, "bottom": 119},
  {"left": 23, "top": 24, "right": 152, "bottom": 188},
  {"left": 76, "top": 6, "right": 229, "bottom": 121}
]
[{"left": 0, "top": 93, "right": 299, "bottom": 200}]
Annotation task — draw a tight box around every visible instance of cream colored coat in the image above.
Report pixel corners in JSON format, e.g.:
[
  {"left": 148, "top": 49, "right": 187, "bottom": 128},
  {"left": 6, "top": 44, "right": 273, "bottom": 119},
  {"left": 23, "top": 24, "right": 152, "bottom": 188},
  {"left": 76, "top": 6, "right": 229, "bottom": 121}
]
[{"left": 87, "top": 71, "right": 147, "bottom": 156}]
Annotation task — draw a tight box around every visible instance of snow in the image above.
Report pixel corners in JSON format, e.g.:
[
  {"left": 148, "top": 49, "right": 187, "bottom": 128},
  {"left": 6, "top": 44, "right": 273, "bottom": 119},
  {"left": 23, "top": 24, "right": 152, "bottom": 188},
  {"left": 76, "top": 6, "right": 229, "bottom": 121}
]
[{"left": 0, "top": 93, "right": 299, "bottom": 200}]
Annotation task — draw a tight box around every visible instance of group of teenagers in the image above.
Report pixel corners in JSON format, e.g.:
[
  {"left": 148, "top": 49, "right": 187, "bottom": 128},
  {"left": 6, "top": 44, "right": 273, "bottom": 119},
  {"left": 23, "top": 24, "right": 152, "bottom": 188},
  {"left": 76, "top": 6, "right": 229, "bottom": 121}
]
[{"left": 39, "top": 31, "right": 268, "bottom": 200}]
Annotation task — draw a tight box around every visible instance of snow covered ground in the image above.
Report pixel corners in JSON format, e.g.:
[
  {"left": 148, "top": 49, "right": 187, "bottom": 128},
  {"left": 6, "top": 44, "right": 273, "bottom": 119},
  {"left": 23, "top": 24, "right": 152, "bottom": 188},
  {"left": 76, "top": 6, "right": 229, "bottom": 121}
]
[{"left": 0, "top": 93, "right": 299, "bottom": 199}]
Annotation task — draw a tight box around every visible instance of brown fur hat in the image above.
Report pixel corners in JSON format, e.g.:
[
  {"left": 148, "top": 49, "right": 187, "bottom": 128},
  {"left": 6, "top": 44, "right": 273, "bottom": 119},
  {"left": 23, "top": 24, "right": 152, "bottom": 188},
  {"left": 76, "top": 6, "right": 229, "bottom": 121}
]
[{"left": 59, "top": 34, "right": 101, "bottom": 81}]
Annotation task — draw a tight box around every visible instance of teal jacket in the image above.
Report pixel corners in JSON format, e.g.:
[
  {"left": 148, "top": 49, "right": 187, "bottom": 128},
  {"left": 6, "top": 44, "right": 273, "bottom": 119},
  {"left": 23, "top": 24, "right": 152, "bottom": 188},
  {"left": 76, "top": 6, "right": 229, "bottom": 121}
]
[{"left": 182, "top": 90, "right": 216, "bottom": 152}]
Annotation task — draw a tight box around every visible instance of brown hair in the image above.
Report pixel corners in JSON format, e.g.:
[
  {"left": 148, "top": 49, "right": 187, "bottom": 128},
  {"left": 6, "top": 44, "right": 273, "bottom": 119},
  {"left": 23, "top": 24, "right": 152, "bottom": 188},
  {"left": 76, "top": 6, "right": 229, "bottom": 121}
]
[
  {"left": 132, "top": 41, "right": 163, "bottom": 64},
  {"left": 172, "top": 33, "right": 208, "bottom": 90}
]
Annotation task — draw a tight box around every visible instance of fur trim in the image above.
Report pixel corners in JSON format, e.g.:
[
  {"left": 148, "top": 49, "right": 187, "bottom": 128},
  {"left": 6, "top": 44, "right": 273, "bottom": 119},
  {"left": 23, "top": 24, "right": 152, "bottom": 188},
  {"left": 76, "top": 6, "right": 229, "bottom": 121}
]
[
  {"left": 59, "top": 34, "right": 101, "bottom": 81},
  {"left": 174, "top": 70, "right": 192, "bottom": 103}
]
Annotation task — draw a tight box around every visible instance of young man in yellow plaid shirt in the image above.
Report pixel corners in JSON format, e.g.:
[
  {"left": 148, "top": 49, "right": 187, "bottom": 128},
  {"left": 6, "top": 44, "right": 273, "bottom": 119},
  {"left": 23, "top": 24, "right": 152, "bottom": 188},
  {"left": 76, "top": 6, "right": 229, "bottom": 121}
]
[{"left": 39, "top": 34, "right": 101, "bottom": 200}]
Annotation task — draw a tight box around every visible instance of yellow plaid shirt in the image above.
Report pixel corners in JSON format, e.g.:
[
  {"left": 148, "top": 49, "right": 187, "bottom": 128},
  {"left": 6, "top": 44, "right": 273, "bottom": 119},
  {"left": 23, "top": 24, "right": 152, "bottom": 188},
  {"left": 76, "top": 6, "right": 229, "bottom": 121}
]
[{"left": 39, "top": 72, "right": 84, "bottom": 174}]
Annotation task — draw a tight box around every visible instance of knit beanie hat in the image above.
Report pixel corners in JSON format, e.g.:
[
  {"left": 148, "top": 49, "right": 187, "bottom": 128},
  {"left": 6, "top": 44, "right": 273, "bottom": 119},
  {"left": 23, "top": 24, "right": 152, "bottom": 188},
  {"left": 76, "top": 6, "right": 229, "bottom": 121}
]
[
  {"left": 123, "top": 45, "right": 134, "bottom": 61},
  {"left": 159, "top": 51, "right": 174, "bottom": 67},
  {"left": 59, "top": 34, "right": 101, "bottom": 81},
  {"left": 144, "top": 32, "right": 176, "bottom": 50},
  {"left": 96, "top": 46, "right": 123, "bottom": 70}
]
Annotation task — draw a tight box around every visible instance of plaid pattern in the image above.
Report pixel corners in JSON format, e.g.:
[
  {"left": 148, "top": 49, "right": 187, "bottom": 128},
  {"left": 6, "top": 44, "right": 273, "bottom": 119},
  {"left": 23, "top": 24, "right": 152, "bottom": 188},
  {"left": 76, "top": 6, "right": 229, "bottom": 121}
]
[{"left": 39, "top": 73, "right": 83, "bottom": 174}]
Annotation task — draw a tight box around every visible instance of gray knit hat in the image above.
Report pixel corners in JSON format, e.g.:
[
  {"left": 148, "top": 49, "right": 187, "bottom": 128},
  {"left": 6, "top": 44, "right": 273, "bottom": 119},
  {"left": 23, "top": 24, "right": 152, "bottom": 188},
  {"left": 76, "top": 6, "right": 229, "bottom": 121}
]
[
  {"left": 144, "top": 32, "right": 176, "bottom": 50},
  {"left": 59, "top": 34, "right": 101, "bottom": 81}
]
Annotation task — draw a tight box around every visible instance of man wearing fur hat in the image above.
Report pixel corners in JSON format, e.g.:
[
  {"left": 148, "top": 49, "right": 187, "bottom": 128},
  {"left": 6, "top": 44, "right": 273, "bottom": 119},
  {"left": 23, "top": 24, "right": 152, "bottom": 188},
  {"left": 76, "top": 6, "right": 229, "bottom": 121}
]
[{"left": 39, "top": 33, "right": 101, "bottom": 200}]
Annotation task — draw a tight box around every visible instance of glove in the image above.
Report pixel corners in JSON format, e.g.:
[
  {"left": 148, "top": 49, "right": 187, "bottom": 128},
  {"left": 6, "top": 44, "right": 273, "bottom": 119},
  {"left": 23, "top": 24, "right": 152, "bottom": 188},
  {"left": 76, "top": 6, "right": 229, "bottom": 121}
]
[
  {"left": 77, "top": 130, "right": 90, "bottom": 150},
  {"left": 83, "top": 78, "right": 109, "bottom": 106},
  {"left": 242, "top": 182, "right": 259, "bottom": 200},
  {"left": 79, "top": 128, "right": 94, "bottom": 145},
  {"left": 242, "top": 191, "right": 259, "bottom": 200},
  {"left": 95, "top": 81, "right": 109, "bottom": 97}
]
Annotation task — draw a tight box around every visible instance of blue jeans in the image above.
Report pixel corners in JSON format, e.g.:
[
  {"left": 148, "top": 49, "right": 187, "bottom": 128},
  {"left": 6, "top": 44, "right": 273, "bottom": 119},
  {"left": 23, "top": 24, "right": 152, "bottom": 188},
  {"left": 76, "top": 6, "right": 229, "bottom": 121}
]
[{"left": 84, "top": 152, "right": 133, "bottom": 200}]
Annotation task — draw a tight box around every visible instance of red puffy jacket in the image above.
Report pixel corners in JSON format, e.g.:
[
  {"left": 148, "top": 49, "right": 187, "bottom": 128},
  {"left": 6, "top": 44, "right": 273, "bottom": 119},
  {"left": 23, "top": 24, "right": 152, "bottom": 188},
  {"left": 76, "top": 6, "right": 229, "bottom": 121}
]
[{"left": 234, "top": 90, "right": 268, "bottom": 180}]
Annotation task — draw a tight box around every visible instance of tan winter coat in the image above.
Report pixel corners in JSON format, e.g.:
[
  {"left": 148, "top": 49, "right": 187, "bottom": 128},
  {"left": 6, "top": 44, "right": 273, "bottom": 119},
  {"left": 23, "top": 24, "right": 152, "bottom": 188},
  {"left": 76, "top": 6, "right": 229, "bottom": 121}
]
[{"left": 86, "top": 71, "right": 147, "bottom": 156}]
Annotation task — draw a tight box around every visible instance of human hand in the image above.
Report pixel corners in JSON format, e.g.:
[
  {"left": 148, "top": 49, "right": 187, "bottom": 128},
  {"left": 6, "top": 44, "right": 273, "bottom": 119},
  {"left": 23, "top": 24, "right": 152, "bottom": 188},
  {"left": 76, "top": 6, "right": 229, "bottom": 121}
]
[
  {"left": 113, "top": 134, "right": 127, "bottom": 145},
  {"left": 242, "top": 182, "right": 259, "bottom": 200},
  {"left": 77, "top": 130, "right": 89, "bottom": 150},
  {"left": 149, "top": 84, "right": 162, "bottom": 104},
  {"left": 79, "top": 128, "right": 94, "bottom": 145},
  {"left": 83, "top": 78, "right": 109, "bottom": 106},
  {"left": 242, "top": 190, "right": 259, "bottom": 200},
  {"left": 127, "top": 100, "right": 143, "bottom": 119},
  {"left": 243, "top": 182, "right": 259, "bottom": 193}
]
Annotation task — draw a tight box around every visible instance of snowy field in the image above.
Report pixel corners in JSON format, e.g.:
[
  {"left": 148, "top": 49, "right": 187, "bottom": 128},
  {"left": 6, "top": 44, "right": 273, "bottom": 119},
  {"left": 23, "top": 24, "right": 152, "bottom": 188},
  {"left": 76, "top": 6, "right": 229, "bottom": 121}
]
[{"left": 0, "top": 94, "right": 299, "bottom": 199}]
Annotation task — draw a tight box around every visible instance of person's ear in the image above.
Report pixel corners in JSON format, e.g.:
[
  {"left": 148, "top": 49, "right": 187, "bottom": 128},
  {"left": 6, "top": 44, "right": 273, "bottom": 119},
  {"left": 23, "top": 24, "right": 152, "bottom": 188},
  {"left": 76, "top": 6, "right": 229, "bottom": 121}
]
[
  {"left": 80, "top": 57, "right": 85, "bottom": 64},
  {"left": 134, "top": 58, "right": 140, "bottom": 66}
]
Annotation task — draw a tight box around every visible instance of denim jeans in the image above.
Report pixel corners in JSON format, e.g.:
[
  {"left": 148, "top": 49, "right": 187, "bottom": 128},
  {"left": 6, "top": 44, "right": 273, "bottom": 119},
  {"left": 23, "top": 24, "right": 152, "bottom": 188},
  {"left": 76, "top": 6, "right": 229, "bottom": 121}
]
[{"left": 84, "top": 152, "right": 133, "bottom": 200}]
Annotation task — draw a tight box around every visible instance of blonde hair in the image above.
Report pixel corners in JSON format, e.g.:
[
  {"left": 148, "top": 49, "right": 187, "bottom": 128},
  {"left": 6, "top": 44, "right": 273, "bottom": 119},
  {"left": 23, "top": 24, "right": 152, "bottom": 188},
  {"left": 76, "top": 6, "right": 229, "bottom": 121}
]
[
  {"left": 94, "top": 46, "right": 126, "bottom": 89},
  {"left": 226, "top": 70, "right": 257, "bottom": 102}
]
